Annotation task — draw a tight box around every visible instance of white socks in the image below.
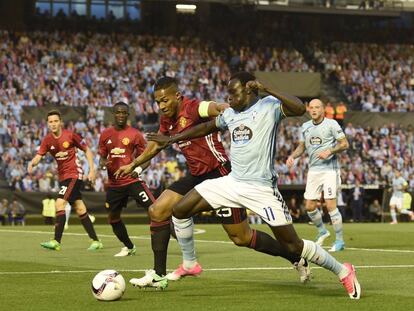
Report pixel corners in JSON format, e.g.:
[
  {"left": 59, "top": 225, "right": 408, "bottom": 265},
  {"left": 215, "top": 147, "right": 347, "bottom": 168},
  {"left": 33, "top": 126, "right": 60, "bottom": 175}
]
[{"left": 172, "top": 216, "right": 197, "bottom": 269}]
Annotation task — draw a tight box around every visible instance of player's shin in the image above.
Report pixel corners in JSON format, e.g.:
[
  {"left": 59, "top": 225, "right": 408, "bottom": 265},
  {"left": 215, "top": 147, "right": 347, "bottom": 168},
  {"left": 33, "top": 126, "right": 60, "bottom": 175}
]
[
  {"left": 172, "top": 216, "right": 197, "bottom": 269},
  {"left": 110, "top": 218, "right": 134, "bottom": 249},
  {"left": 301, "top": 239, "right": 348, "bottom": 278},
  {"left": 150, "top": 220, "right": 171, "bottom": 276},
  {"left": 54, "top": 210, "right": 66, "bottom": 243},
  {"left": 248, "top": 229, "right": 301, "bottom": 264},
  {"left": 329, "top": 208, "right": 344, "bottom": 241},
  {"left": 79, "top": 212, "right": 99, "bottom": 241},
  {"left": 307, "top": 209, "right": 327, "bottom": 234}
]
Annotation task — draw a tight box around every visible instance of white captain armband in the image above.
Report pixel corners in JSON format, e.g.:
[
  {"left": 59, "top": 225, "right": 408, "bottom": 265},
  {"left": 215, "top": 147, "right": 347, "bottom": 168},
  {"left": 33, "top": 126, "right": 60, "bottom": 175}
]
[{"left": 198, "top": 101, "right": 212, "bottom": 118}]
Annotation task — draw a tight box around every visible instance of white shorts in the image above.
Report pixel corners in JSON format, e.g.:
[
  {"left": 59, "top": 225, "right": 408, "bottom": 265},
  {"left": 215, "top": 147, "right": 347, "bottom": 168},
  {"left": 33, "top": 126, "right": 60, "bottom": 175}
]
[
  {"left": 389, "top": 196, "right": 403, "bottom": 210},
  {"left": 194, "top": 175, "right": 292, "bottom": 227},
  {"left": 304, "top": 170, "right": 341, "bottom": 200}
]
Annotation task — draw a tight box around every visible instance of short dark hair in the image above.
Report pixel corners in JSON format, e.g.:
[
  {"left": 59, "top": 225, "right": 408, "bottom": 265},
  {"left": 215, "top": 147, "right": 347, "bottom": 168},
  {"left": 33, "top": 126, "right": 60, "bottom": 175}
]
[
  {"left": 46, "top": 110, "right": 61, "bottom": 121},
  {"left": 113, "top": 101, "right": 129, "bottom": 111},
  {"left": 154, "top": 76, "right": 178, "bottom": 91},
  {"left": 230, "top": 71, "right": 256, "bottom": 87}
]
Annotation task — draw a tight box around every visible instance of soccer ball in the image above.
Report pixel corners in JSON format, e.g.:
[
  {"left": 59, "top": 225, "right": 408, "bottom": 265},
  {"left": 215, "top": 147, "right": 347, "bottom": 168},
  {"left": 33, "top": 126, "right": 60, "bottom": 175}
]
[{"left": 91, "top": 270, "right": 126, "bottom": 301}]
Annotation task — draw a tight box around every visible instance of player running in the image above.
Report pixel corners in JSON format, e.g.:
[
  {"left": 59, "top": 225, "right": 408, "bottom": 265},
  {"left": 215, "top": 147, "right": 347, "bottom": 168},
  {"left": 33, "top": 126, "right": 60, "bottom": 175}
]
[
  {"left": 98, "top": 101, "right": 155, "bottom": 256},
  {"left": 28, "top": 110, "right": 102, "bottom": 251},
  {"left": 389, "top": 170, "right": 414, "bottom": 224},
  {"left": 287, "top": 99, "right": 349, "bottom": 252},
  {"left": 115, "top": 77, "right": 310, "bottom": 289},
  {"left": 149, "top": 72, "right": 361, "bottom": 299}
]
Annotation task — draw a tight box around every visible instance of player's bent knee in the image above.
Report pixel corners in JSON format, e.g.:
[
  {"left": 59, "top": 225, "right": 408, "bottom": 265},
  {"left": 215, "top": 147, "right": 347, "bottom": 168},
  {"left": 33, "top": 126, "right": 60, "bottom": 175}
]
[
  {"left": 148, "top": 204, "right": 171, "bottom": 222},
  {"left": 172, "top": 204, "right": 189, "bottom": 219},
  {"left": 229, "top": 235, "right": 250, "bottom": 247},
  {"left": 74, "top": 206, "right": 86, "bottom": 215},
  {"left": 305, "top": 200, "right": 317, "bottom": 212},
  {"left": 107, "top": 213, "right": 121, "bottom": 224}
]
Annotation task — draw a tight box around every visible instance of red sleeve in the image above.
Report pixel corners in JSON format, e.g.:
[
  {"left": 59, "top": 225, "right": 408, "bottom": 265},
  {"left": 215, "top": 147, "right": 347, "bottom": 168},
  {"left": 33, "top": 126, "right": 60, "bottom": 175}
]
[
  {"left": 72, "top": 132, "right": 87, "bottom": 152},
  {"left": 186, "top": 99, "right": 202, "bottom": 123},
  {"left": 98, "top": 131, "right": 108, "bottom": 157},
  {"left": 37, "top": 136, "right": 49, "bottom": 156},
  {"left": 134, "top": 130, "right": 147, "bottom": 155}
]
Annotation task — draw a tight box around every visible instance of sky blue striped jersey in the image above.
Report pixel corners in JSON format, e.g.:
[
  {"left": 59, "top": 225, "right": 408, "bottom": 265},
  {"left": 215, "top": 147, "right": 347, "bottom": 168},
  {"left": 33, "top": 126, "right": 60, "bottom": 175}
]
[
  {"left": 392, "top": 176, "right": 407, "bottom": 198},
  {"left": 216, "top": 95, "right": 285, "bottom": 187},
  {"left": 300, "top": 118, "right": 345, "bottom": 172}
]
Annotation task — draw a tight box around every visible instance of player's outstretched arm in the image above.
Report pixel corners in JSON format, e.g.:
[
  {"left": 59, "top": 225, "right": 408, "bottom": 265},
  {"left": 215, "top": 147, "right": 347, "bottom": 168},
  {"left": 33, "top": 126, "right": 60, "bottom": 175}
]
[
  {"left": 114, "top": 141, "right": 163, "bottom": 178},
  {"left": 147, "top": 120, "right": 218, "bottom": 146},
  {"left": 287, "top": 141, "right": 306, "bottom": 168},
  {"left": 27, "top": 154, "right": 43, "bottom": 174},
  {"left": 246, "top": 81, "right": 305, "bottom": 117},
  {"left": 199, "top": 101, "right": 229, "bottom": 118}
]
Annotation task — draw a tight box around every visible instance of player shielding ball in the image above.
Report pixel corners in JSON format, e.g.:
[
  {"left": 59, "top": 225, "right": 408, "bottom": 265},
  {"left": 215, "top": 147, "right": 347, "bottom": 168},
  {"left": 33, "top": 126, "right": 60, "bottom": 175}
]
[
  {"left": 28, "top": 110, "right": 102, "bottom": 251},
  {"left": 149, "top": 72, "right": 361, "bottom": 299},
  {"left": 116, "top": 77, "right": 310, "bottom": 289}
]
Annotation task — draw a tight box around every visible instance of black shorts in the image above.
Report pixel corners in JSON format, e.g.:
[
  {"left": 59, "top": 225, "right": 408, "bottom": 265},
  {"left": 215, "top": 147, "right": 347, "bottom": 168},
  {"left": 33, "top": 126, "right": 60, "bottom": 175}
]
[
  {"left": 105, "top": 181, "right": 155, "bottom": 213},
  {"left": 168, "top": 162, "right": 247, "bottom": 224},
  {"left": 58, "top": 179, "right": 83, "bottom": 204}
]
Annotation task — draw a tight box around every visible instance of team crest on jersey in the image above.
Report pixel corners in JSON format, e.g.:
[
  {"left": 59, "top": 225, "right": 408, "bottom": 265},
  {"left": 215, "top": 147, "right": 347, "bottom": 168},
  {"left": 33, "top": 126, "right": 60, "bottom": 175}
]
[
  {"left": 310, "top": 136, "right": 322, "bottom": 145},
  {"left": 62, "top": 141, "right": 70, "bottom": 149},
  {"left": 179, "top": 117, "right": 187, "bottom": 128},
  {"left": 232, "top": 124, "right": 253, "bottom": 144},
  {"left": 121, "top": 137, "right": 130, "bottom": 146}
]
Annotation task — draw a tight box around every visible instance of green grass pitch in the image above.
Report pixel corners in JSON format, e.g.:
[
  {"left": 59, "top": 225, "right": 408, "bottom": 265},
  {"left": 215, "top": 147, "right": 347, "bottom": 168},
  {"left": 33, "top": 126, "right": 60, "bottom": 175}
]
[{"left": 1, "top": 223, "right": 413, "bottom": 311}]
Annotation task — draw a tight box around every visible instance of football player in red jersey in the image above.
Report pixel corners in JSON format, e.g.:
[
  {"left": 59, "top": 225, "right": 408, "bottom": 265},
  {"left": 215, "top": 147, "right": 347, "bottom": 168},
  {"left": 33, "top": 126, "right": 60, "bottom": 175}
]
[
  {"left": 98, "top": 101, "right": 154, "bottom": 257},
  {"left": 28, "top": 110, "right": 102, "bottom": 251},
  {"left": 115, "top": 77, "right": 309, "bottom": 289}
]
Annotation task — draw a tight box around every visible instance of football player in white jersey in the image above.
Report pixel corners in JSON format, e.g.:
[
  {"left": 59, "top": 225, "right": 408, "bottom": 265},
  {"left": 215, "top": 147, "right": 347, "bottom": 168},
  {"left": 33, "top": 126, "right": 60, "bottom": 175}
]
[{"left": 287, "top": 99, "right": 349, "bottom": 252}]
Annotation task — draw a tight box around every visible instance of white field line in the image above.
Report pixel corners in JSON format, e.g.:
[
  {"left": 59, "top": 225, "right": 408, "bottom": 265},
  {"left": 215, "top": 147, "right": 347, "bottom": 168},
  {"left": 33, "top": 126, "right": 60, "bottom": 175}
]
[
  {"left": 1, "top": 229, "right": 414, "bottom": 252},
  {"left": 1, "top": 265, "right": 414, "bottom": 275}
]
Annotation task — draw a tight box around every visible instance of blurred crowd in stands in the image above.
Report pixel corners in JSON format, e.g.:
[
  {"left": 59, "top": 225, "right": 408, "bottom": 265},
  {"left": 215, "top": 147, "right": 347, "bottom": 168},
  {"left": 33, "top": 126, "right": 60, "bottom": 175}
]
[
  {"left": 311, "top": 42, "right": 414, "bottom": 112},
  {"left": 0, "top": 30, "right": 414, "bottom": 199}
]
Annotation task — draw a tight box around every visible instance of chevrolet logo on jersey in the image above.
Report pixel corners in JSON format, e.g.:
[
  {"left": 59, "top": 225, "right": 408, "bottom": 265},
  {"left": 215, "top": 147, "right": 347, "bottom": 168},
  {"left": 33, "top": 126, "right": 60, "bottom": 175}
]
[
  {"left": 55, "top": 151, "right": 69, "bottom": 159},
  {"left": 110, "top": 148, "right": 126, "bottom": 155}
]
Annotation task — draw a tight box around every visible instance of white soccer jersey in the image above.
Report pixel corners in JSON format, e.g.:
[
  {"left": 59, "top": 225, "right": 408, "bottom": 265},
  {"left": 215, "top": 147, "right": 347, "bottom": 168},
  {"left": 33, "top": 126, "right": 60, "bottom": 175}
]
[
  {"left": 300, "top": 118, "right": 345, "bottom": 172},
  {"left": 216, "top": 95, "right": 285, "bottom": 187}
]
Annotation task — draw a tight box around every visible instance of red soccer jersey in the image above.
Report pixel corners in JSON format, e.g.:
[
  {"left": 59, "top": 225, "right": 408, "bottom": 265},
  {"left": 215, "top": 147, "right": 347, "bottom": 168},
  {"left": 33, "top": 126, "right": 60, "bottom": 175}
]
[
  {"left": 159, "top": 97, "right": 228, "bottom": 176},
  {"left": 37, "top": 129, "right": 87, "bottom": 182},
  {"left": 99, "top": 126, "right": 146, "bottom": 187}
]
